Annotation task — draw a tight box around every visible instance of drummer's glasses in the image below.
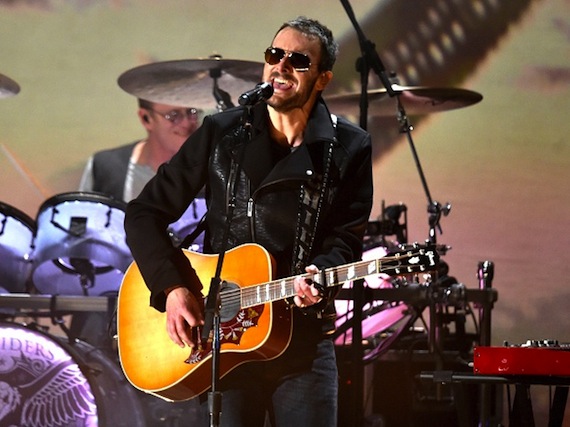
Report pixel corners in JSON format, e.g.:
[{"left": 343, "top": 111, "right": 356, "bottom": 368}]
[
  {"left": 264, "top": 47, "right": 311, "bottom": 72},
  {"left": 149, "top": 107, "right": 198, "bottom": 125}
]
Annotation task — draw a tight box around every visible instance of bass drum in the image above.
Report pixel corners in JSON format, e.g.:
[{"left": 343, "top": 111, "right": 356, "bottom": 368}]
[
  {"left": 0, "top": 322, "right": 203, "bottom": 426},
  {"left": 31, "top": 192, "right": 132, "bottom": 296},
  {"left": 0, "top": 322, "right": 146, "bottom": 426},
  {"left": 0, "top": 201, "right": 35, "bottom": 293},
  {"left": 334, "top": 245, "right": 413, "bottom": 357}
]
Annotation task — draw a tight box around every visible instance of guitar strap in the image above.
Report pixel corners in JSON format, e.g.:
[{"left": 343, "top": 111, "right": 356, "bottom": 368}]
[
  {"left": 291, "top": 114, "right": 337, "bottom": 275},
  {"left": 181, "top": 114, "right": 338, "bottom": 275}
]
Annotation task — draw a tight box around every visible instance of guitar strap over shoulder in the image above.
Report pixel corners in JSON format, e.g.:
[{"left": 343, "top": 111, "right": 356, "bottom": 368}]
[{"left": 291, "top": 114, "right": 337, "bottom": 275}]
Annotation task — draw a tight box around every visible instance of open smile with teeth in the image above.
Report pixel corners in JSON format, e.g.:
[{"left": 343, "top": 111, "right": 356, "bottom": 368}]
[{"left": 273, "top": 77, "right": 294, "bottom": 91}]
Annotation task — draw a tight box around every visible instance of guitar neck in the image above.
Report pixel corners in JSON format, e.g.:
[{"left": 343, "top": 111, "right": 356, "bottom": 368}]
[{"left": 237, "top": 247, "right": 437, "bottom": 309}]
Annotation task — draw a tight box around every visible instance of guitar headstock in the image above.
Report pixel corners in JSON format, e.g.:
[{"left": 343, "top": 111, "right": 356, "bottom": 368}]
[{"left": 380, "top": 243, "right": 440, "bottom": 276}]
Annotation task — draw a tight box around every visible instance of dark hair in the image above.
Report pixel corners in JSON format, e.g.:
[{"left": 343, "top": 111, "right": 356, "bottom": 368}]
[
  {"left": 276, "top": 16, "right": 338, "bottom": 72},
  {"left": 138, "top": 98, "right": 153, "bottom": 109}
]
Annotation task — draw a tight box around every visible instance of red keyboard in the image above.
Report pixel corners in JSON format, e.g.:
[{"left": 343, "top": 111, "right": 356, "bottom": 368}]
[{"left": 474, "top": 342, "right": 570, "bottom": 376}]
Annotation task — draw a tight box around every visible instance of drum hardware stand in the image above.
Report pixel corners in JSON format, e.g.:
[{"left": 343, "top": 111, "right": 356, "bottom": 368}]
[
  {"left": 387, "top": 75, "right": 452, "bottom": 368},
  {"left": 209, "top": 54, "right": 235, "bottom": 112},
  {"left": 48, "top": 209, "right": 117, "bottom": 295},
  {"left": 476, "top": 260, "right": 495, "bottom": 427},
  {"left": 365, "top": 202, "right": 408, "bottom": 250},
  {"left": 52, "top": 258, "right": 113, "bottom": 296}
]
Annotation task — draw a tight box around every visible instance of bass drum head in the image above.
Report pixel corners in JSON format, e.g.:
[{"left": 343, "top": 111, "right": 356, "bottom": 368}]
[
  {"left": 334, "top": 245, "right": 412, "bottom": 351},
  {"left": 0, "top": 322, "right": 203, "bottom": 426},
  {"left": 31, "top": 192, "right": 133, "bottom": 296},
  {"left": 0, "top": 322, "right": 146, "bottom": 426},
  {"left": 0, "top": 201, "right": 35, "bottom": 293}
]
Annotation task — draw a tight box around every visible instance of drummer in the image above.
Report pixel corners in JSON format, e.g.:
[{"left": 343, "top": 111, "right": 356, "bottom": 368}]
[
  {"left": 73, "top": 97, "right": 205, "bottom": 351},
  {"left": 79, "top": 98, "right": 198, "bottom": 202},
  {"left": 79, "top": 97, "right": 207, "bottom": 248}
]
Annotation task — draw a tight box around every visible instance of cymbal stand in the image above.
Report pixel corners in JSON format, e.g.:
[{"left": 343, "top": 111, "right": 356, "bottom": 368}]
[
  {"left": 209, "top": 55, "right": 235, "bottom": 112},
  {"left": 394, "top": 97, "right": 451, "bottom": 245},
  {"left": 210, "top": 71, "right": 235, "bottom": 112},
  {"left": 394, "top": 98, "right": 455, "bottom": 411}
]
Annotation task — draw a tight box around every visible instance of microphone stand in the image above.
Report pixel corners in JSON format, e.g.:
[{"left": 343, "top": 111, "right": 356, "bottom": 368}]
[
  {"left": 338, "top": 1, "right": 396, "bottom": 424},
  {"left": 202, "top": 275, "right": 223, "bottom": 427},
  {"left": 338, "top": 0, "right": 451, "bottom": 243},
  {"left": 200, "top": 105, "right": 253, "bottom": 427},
  {"left": 338, "top": 0, "right": 452, "bottom": 423},
  {"left": 339, "top": 0, "right": 396, "bottom": 131}
]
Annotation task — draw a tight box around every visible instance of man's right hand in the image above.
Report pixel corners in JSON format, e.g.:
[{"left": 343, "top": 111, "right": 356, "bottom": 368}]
[{"left": 165, "top": 286, "right": 205, "bottom": 348}]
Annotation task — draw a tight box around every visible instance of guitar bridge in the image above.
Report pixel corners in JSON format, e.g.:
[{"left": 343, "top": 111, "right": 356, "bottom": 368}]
[
  {"left": 185, "top": 350, "right": 201, "bottom": 364},
  {"left": 185, "top": 342, "right": 207, "bottom": 364},
  {"left": 184, "top": 327, "right": 207, "bottom": 364}
]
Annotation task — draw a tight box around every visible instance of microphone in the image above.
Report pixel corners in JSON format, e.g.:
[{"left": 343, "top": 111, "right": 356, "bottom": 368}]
[{"left": 238, "top": 82, "right": 274, "bottom": 106}]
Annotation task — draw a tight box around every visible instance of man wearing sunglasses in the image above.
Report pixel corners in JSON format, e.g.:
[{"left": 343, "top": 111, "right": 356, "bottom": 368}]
[
  {"left": 79, "top": 97, "right": 207, "bottom": 246},
  {"left": 76, "top": 96, "right": 206, "bottom": 330},
  {"left": 74, "top": 97, "right": 207, "bottom": 422},
  {"left": 125, "top": 16, "right": 373, "bottom": 427},
  {"left": 79, "top": 99, "right": 199, "bottom": 204}
]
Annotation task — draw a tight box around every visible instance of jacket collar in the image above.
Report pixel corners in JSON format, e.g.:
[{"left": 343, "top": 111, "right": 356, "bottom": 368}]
[
  {"left": 248, "top": 96, "right": 335, "bottom": 144},
  {"left": 238, "top": 97, "right": 336, "bottom": 187},
  {"left": 302, "top": 96, "right": 337, "bottom": 145}
]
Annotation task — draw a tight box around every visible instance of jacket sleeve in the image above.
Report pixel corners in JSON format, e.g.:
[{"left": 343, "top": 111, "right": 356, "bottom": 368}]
[{"left": 124, "top": 117, "right": 215, "bottom": 311}]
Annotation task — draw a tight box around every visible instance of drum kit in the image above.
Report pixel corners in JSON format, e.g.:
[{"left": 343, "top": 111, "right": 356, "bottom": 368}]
[{"left": 1, "top": 63, "right": 487, "bottom": 425}]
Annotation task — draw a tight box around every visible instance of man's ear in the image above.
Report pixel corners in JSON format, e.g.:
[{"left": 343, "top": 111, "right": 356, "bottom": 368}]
[
  {"left": 138, "top": 109, "right": 151, "bottom": 127},
  {"left": 316, "top": 70, "right": 333, "bottom": 92}
]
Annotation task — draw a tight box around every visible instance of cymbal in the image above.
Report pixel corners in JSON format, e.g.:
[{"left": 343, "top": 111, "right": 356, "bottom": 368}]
[
  {"left": 325, "top": 84, "right": 483, "bottom": 117},
  {"left": 0, "top": 73, "right": 20, "bottom": 99},
  {"left": 118, "top": 57, "right": 264, "bottom": 110}
]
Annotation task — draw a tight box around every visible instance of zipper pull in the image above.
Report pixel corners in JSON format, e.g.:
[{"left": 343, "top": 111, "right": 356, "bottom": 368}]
[{"left": 247, "top": 198, "right": 254, "bottom": 217}]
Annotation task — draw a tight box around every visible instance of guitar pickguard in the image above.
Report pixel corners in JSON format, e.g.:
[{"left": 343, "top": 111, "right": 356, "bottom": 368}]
[{"left": 186, "top": 302, "right": 265, "bottom": 364}]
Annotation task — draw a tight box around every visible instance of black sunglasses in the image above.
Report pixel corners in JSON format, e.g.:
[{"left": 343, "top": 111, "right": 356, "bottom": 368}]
[{"left": 264, "top": 47, "right": 311, "bottom": 72}]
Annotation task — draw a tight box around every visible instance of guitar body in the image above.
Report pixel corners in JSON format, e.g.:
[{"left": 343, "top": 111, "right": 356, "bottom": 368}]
[{"left": 117, "top": 243, "right": 291, "bottom": 401}]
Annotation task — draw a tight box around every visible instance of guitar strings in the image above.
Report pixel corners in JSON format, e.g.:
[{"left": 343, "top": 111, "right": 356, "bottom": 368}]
[{"left": 218, "top": 252, "right": 427, "bottom": 309}]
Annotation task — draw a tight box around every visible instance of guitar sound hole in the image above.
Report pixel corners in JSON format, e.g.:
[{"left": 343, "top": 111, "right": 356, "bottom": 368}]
[{"left": 218, "top": 281, "right": 241, "bottom": 322}]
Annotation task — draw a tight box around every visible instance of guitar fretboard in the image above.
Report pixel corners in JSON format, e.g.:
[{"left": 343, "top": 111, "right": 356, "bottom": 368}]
[{"left": 224, "top": 247, "right": 437, "bottom": 309}]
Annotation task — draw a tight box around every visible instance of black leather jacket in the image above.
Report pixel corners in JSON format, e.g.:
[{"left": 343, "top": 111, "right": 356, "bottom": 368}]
[{"left": 125, "top": 98, "right": 373, "bottom": 326}]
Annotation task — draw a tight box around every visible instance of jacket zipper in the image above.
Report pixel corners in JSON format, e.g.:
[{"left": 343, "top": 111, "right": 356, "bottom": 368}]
[
  {"left": 247, "top": 197, "right": 254, "bottom": 217},
  {"left": 247, "top": 179, "right": 255, "bottom": 241},
  {"left": 246, "top": 174, "right": 311, "bottom": 242}
]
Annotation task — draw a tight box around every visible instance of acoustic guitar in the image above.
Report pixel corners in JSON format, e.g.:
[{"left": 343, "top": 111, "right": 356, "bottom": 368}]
[{"left": 117, "top": 242, "right": 438, "bottom": 401}]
